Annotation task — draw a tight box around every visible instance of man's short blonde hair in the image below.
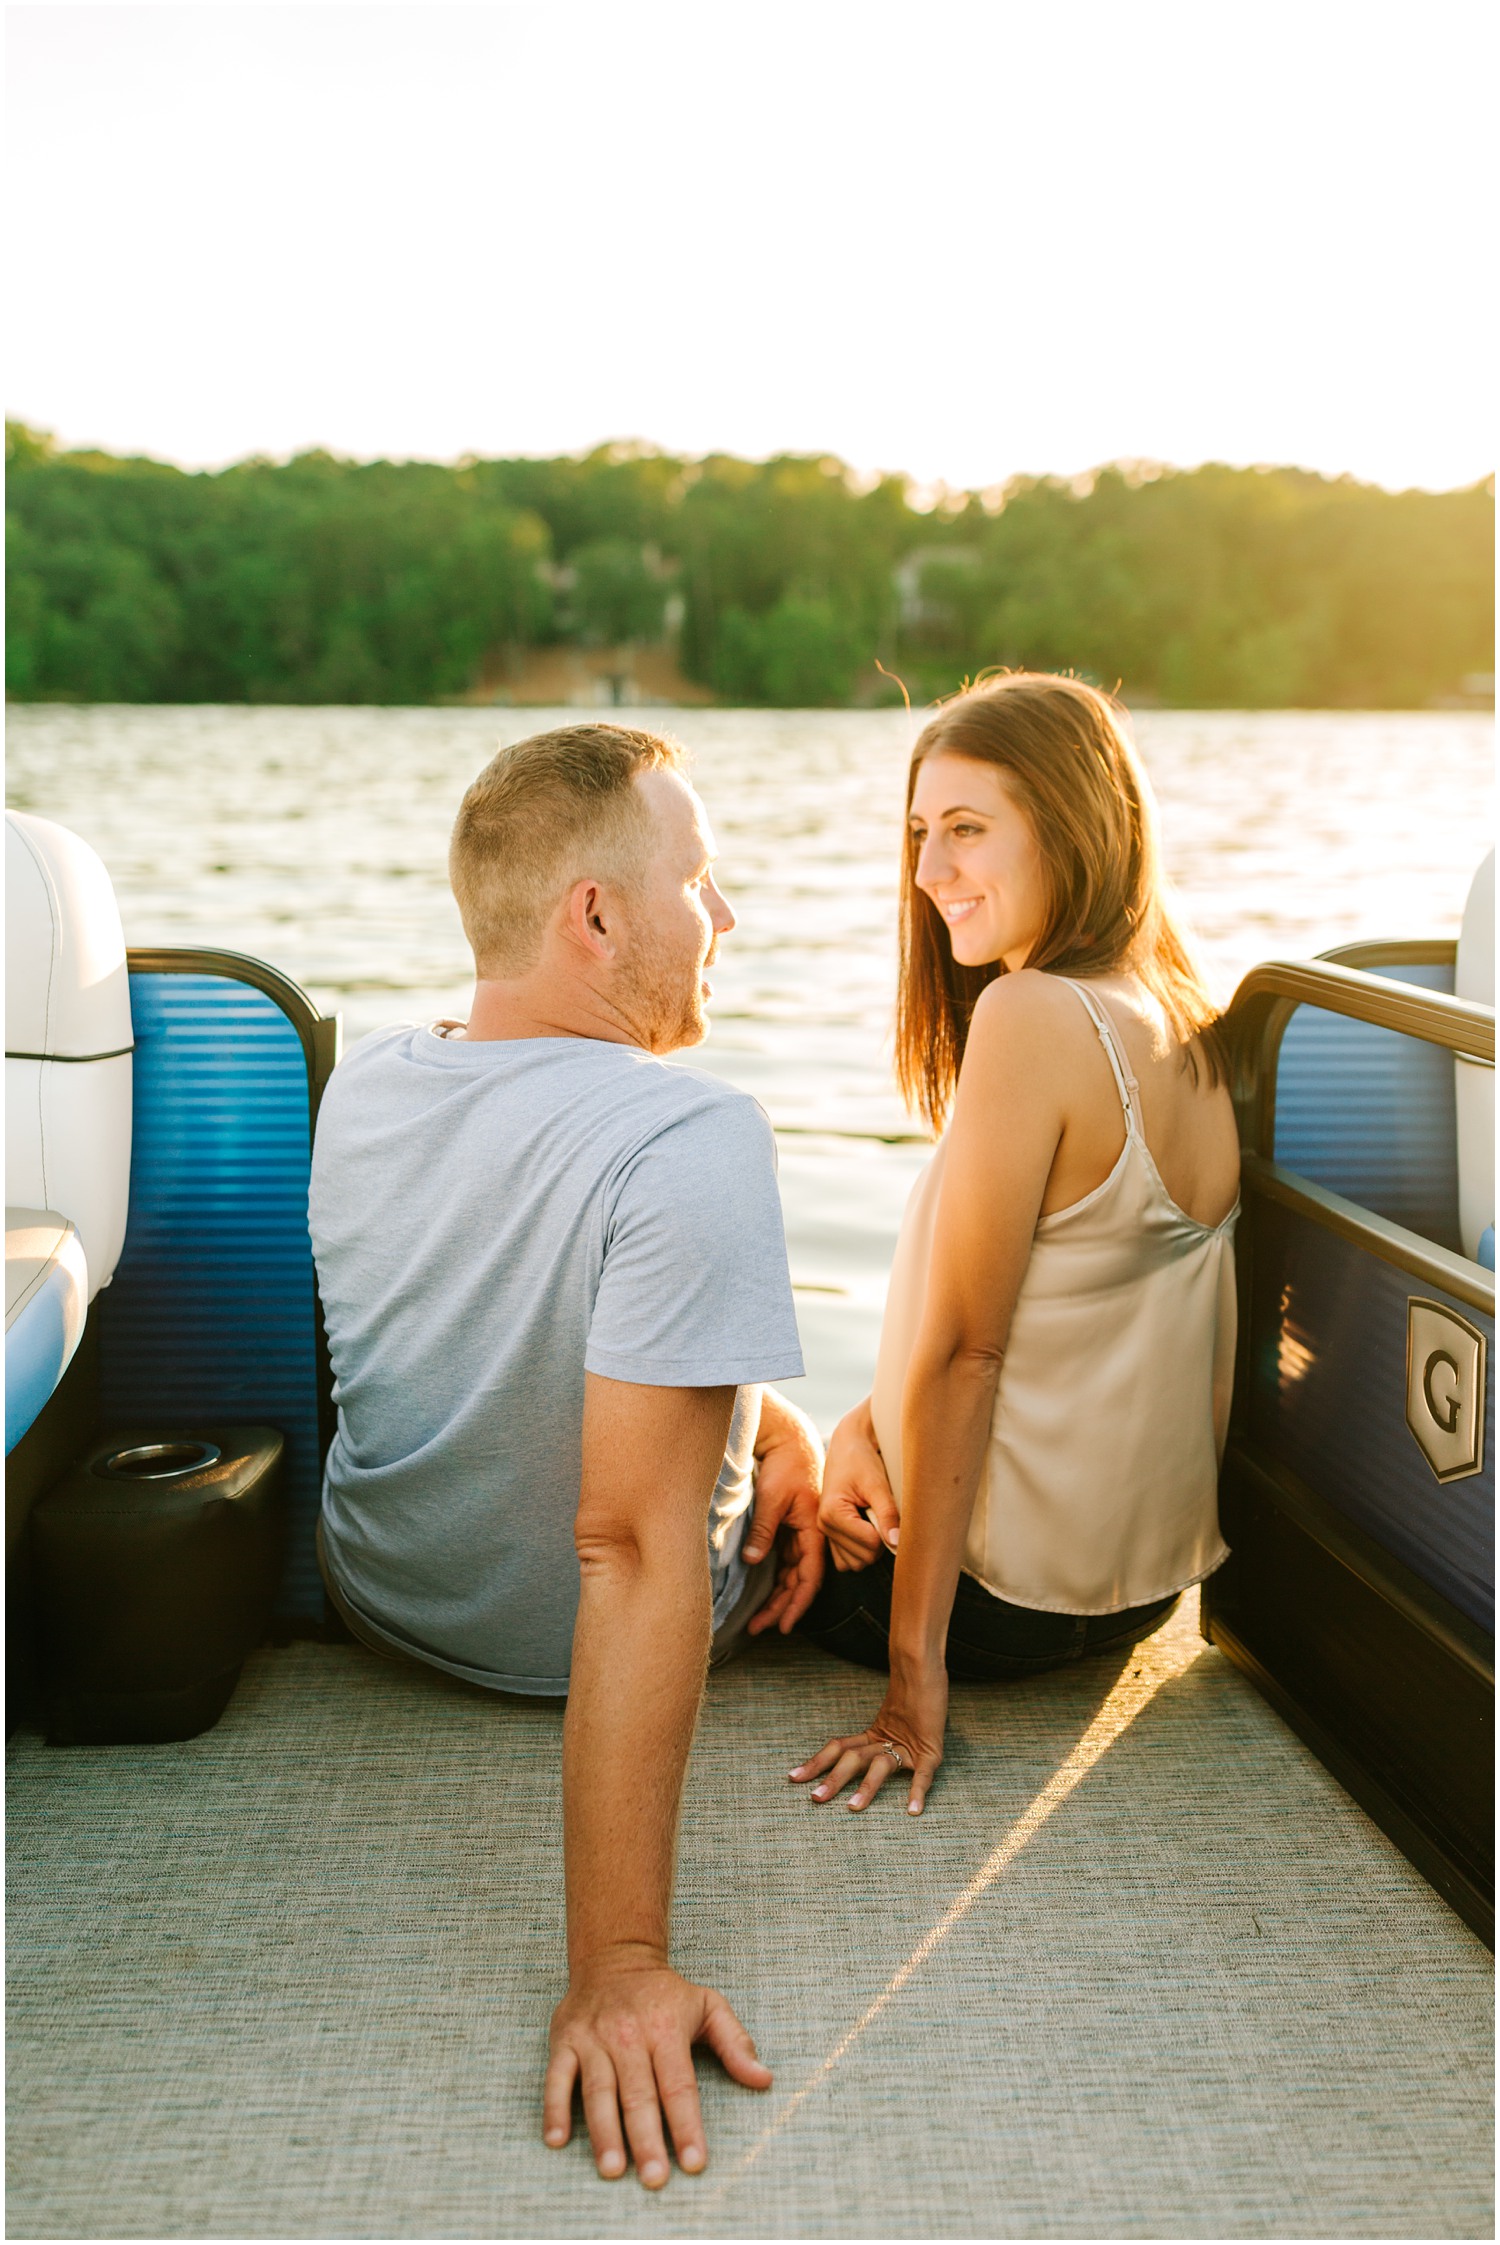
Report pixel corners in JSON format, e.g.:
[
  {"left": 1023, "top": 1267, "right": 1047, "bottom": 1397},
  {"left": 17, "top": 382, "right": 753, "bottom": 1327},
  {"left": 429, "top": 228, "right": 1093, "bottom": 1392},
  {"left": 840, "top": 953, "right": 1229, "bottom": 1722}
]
[{"left": 449, "top": 723, "right": 687, "bottom": 976}]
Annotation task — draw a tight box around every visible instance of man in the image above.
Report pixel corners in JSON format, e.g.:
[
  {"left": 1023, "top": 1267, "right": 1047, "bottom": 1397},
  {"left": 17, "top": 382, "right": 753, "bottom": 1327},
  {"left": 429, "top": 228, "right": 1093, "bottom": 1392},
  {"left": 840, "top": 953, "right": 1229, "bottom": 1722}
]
[{"left": 308, "top": 723, "right": 823, "bottom": 2190}]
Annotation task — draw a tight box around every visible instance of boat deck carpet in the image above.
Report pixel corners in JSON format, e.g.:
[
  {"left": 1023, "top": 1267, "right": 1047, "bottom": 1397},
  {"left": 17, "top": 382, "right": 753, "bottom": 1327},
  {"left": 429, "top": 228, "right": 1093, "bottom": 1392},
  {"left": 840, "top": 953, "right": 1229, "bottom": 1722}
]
[{"left": 6, "top": 1595, "right": 1493, "bottom": 2239}]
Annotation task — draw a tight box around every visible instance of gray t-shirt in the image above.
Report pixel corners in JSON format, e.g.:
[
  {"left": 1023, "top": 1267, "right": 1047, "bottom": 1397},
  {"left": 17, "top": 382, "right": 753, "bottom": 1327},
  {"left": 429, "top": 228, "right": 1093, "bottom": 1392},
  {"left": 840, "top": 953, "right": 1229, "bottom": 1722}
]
[{"left": 308, "top": 1026, "right": 805, "bottom": 1694}]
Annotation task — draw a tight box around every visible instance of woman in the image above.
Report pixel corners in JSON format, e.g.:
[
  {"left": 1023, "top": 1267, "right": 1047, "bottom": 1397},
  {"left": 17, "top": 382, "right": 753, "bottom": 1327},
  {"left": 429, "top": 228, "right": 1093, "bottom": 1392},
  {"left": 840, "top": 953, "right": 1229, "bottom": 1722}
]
[{"left": 792, "top": 673, "right": 1240, "bottom": 1815}]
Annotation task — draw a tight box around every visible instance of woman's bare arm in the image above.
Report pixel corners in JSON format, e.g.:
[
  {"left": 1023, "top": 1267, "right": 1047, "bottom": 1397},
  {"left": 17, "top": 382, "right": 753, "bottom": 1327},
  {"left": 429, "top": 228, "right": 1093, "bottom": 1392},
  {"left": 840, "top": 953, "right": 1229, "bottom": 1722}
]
[
  {"left": 792, "top": 973, "right": 1071, "bottom": 1811},
  {"left": 887, "top": 975, "right": 1066, "bottom": 1666}
]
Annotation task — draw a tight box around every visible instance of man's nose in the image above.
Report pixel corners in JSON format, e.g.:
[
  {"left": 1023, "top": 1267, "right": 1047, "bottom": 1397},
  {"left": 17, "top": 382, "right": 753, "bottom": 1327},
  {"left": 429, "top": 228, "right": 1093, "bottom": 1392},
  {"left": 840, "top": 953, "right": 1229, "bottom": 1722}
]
[{"left": 707, "top": 878, "right": 736, "bottom": 936}]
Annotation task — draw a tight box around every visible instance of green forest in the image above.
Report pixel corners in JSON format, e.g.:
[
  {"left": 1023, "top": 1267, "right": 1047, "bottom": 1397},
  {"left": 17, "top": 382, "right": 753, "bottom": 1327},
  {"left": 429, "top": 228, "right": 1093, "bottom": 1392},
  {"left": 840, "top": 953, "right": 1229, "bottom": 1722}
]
[{"left": 6, "top": 420, "right": 1493, "bottom": 709}]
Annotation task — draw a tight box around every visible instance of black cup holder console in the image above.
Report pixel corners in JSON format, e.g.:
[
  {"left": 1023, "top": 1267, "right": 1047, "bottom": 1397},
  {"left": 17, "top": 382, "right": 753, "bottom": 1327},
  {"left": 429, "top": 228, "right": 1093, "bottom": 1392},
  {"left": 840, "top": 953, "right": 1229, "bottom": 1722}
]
[
  {"left": 30, "top": 1425, "right": 286, "bottom": 1745},
  {"left": 98, "top": 1441, "right": 224, "bottom": 1481}
]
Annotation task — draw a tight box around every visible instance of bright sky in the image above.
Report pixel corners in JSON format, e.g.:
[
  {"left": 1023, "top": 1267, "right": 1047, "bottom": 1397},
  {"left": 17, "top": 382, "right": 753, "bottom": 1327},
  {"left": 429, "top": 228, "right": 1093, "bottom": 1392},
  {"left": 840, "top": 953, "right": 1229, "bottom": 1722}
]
[{"left": 6, "top": 1, "right": 1494, "bottom": 492}]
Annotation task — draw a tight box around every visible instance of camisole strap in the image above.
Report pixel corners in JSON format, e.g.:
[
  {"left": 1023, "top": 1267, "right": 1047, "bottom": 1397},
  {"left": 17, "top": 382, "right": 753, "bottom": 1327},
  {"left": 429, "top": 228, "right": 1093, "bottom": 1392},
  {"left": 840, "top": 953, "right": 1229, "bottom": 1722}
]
[{"left": 1056, "top": 978, "right": 1142, "bottom": 1135}]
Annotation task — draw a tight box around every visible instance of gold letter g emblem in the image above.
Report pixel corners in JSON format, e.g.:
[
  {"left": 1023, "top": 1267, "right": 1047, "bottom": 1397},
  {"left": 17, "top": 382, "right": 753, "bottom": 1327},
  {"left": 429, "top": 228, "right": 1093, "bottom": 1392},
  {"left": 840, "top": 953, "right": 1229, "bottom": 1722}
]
[{"left": 1422, "top": 1348, "right": 1462, "bottom": 1436}]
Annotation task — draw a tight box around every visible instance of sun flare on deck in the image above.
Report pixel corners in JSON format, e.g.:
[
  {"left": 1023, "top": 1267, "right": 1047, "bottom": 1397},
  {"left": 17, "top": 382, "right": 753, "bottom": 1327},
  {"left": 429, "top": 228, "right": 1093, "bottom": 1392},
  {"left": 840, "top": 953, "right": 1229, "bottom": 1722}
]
[{"left": 720, "top": 1625, "right": 1209, "bottom": 2197}]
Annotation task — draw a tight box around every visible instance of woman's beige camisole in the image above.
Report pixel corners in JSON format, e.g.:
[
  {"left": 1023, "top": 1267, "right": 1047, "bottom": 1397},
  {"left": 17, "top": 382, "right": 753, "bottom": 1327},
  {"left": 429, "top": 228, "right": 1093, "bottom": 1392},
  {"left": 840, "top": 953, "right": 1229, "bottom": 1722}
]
[{"left": 870, "top": 978, "right": 1238, "bottom": 1615}]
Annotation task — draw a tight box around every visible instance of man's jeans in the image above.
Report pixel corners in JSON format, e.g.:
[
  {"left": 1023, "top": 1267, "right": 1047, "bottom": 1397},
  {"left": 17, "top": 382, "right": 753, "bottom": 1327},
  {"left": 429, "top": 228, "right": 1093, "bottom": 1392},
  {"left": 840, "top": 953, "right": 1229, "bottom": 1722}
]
[{"left": 706, "top": 1546, "right": 778, "bottom": 1668}]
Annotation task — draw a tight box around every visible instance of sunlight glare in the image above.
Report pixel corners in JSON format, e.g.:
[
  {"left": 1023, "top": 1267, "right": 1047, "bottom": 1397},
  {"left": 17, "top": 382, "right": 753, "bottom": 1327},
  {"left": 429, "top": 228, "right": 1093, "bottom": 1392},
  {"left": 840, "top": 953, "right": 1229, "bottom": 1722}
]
[{"left": 711, "top": 1618, "right": 1208, "bottom": 2199}]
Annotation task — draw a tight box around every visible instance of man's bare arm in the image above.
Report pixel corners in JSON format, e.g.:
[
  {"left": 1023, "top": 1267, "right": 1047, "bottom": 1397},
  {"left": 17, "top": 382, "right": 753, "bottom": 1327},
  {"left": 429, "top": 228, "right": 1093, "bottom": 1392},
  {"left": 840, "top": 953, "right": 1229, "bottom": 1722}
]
[{"left": 543, "top": 1373, "right": 772, "bottom": 2187}]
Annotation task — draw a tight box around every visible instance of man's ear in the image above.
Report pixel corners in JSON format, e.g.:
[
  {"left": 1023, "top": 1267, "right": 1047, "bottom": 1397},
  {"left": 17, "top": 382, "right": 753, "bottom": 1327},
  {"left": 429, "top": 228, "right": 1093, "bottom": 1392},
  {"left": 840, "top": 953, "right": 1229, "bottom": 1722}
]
[{"left": 561, "top": 877, "right": 619, "bottom": 962}]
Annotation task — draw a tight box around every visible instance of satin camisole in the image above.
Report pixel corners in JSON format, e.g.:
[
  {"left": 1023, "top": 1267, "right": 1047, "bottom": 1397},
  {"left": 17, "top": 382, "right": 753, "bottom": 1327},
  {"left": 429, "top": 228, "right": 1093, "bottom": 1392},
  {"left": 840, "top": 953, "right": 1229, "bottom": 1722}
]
[{"left": 870, "top": 978, "right": 1238, "bottom": 1615}]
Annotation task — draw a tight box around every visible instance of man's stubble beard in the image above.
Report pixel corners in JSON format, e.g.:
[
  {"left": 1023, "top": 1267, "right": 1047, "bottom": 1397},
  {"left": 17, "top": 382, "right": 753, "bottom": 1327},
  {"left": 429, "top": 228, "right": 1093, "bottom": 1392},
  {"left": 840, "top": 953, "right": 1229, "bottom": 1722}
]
[{"left": 621, "top": 916, "right": 714, "bottom": 1055}]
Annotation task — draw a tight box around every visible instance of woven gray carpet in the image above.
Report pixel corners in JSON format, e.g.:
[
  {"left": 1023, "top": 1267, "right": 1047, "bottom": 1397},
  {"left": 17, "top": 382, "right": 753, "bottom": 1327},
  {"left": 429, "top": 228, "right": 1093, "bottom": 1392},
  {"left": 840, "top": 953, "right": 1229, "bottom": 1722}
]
[{"left": 7, "top": 1595, "right": 1493, "bottom": 2239}]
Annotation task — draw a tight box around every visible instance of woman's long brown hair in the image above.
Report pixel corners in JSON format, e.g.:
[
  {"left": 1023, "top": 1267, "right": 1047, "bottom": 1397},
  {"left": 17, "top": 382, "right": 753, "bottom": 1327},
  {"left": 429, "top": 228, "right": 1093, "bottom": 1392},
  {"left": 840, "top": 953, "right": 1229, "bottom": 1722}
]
[{"left": 895, "top": 672, "right": 1225, "bottom": 1132}]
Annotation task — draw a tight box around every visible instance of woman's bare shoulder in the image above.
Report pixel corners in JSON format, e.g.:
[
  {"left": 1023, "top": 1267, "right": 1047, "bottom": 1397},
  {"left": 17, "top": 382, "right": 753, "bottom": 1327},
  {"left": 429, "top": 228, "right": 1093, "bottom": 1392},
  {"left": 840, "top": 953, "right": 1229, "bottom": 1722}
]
[
  {"left": 968, "top": 969, "right": 1097, "bottom": 1055},
  {"left": 959, "top": 973, "right": 1099, "bottom": 1115},
  {"left": 971, "top": 967, "right": 1089, "bottom": 1023}
]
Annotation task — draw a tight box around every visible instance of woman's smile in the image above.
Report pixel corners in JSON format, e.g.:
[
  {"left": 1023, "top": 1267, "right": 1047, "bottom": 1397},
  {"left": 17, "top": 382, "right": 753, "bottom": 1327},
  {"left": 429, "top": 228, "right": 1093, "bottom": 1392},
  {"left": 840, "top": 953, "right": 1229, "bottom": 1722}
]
[{"left": 909, "top": 752, "right": 1048, "bottom": 971}]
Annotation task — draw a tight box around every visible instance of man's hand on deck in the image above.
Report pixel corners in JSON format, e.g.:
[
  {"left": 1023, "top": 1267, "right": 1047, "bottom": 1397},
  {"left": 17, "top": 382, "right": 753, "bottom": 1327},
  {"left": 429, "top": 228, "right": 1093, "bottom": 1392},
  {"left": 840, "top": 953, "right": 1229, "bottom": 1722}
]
[
  {"left": 544, "top": 1949, "right": 772, "bottom": 2186},
  {"left": 743, "top": 1387, "right": 825, "bottom": 1634}
]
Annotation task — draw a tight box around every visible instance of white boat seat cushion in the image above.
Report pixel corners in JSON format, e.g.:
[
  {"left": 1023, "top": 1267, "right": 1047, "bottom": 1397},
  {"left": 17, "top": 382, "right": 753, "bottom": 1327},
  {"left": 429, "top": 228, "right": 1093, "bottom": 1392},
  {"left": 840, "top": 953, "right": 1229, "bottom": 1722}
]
[
  {"left": 5, "top": 813, "right": 133, "bottom": 1297},
  {"left": 5, "top": 1207, "right": 88, "bottom": 1452}
]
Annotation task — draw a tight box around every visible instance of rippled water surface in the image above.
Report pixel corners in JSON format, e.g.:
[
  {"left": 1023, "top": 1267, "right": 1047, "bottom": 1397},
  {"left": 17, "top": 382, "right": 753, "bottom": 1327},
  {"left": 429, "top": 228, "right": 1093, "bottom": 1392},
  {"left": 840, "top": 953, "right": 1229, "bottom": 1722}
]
[{"left": 7, "top": 703, "right": 1493, "bottom": 1426}]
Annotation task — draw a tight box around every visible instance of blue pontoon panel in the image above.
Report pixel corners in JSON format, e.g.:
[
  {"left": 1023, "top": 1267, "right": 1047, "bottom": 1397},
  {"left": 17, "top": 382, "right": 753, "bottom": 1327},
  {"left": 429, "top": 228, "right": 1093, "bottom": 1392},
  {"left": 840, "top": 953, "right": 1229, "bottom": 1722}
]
[
  {"left": 96, "top": 973, "right": 325, "bottom": 1619},
  {"left": 1275, "top": 961, "right": 1461, "bottom": 1252}
]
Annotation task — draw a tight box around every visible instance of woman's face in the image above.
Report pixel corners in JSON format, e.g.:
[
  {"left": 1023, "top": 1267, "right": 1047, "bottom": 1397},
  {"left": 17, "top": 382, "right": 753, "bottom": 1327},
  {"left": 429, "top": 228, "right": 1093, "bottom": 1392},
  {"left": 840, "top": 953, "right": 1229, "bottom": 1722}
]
[{"left": 908, "top": 752, "right": 1048, "bottom": 971}]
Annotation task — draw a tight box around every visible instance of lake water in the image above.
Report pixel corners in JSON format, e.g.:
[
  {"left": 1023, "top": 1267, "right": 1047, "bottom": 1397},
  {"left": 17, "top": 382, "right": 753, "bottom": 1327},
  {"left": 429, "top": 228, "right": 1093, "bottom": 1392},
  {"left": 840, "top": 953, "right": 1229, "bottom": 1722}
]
[{"left": 7, "top": 703, "right": 1493, "bottom": 1429}]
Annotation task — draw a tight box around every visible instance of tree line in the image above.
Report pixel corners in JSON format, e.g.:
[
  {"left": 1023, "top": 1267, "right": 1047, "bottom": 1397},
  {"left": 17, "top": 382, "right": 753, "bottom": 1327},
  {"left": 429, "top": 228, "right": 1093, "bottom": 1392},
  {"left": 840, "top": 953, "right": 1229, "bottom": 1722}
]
[{"left": 6, "top": 420, "right": 1493, "bottom": 708}]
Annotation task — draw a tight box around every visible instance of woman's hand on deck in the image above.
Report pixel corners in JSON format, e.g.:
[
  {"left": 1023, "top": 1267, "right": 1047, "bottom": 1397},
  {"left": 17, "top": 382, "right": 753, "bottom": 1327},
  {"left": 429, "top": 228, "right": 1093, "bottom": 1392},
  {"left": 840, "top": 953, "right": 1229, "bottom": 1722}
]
[
  {"left": 788, "top": 1662, "right": 947, "bottom": 1816},
  {"left": 817, "top": 1398, "right": 900, "bottom": 1572}
]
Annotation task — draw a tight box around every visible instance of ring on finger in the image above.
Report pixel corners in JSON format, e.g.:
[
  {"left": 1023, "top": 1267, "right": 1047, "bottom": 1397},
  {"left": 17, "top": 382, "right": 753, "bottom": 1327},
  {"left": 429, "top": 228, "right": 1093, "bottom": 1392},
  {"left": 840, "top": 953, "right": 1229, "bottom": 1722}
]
[{"left": 873, "top": 1738, "right": 906, "bottom": 1770}]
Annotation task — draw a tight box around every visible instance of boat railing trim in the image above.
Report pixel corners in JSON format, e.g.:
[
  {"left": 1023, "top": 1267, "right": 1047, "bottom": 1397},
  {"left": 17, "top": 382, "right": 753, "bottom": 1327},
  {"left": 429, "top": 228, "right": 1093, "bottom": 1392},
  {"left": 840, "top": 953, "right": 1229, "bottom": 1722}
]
[
  {"left": 1318, "top": 937, "right": 1459, "bottom": 974},
  {"left": 1230, "top": 956, "right": 1494, "bottom": 1064},
  {"left": 125, "top": 946, "right": 343, "bottom": 1126},
  {"left": 1241, "top": 1153, "right": 1495, "bottom": 1316},
  {"left": 1227, "top": 955, "right": 1495, "bottom": 1184}
]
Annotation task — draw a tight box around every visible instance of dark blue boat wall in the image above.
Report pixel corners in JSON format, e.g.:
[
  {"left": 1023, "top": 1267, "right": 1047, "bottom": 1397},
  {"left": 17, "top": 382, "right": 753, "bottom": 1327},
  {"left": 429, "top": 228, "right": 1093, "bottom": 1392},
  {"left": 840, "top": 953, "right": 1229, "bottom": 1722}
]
[{"left": 1248, "top": 1196, "right": 1493, "bottom": 1631}]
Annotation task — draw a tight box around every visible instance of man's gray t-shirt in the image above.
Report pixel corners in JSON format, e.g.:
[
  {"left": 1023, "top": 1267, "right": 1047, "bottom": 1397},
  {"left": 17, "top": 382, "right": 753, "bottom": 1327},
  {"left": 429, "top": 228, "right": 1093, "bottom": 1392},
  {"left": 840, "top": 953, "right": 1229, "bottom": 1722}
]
[{"left": 308, "top": 1028, "right": 805, "bottom": 1694}]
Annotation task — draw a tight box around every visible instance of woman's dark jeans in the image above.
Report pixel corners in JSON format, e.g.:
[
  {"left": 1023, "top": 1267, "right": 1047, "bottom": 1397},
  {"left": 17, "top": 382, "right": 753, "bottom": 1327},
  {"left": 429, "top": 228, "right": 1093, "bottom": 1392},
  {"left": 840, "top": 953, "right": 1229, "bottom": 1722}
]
[{"left": 799, "top": 1547, "right": 1180, "bottom": 1682}]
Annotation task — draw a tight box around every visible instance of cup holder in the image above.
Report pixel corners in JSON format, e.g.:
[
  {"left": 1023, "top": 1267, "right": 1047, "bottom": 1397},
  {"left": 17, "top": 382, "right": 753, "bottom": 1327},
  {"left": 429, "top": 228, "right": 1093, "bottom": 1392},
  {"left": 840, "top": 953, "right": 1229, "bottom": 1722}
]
[
  {"left": 97, "top": 1441, "right": 223, "bottom": 1482},
  {"left": 35, "top": 1423, "right": 286, "bottom": 1745}
]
